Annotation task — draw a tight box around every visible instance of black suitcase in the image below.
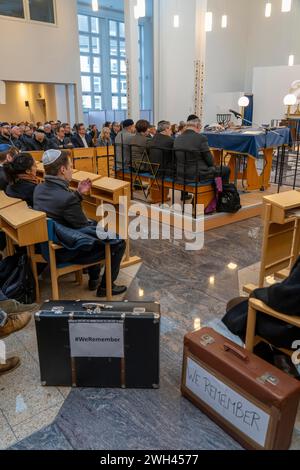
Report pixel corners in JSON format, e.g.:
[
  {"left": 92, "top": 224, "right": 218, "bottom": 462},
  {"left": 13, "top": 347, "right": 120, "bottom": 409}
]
[{"left": 35, "top": 300, "right": 160, "bottom": 389}]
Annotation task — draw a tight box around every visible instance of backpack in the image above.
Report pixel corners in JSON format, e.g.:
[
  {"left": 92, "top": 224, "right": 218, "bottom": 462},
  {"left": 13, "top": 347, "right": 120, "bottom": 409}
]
[
  {"left": 216, "top": 183, "right": 241, "bottom": 213},
  {"left": 0, "top": 253, "right": 36, "bottom": 304}
]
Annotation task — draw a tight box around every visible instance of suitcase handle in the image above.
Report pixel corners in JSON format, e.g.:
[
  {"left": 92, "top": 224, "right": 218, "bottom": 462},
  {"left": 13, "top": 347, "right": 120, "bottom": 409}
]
[{"left": 223, "top": 343, "right": 249, "bottom": 362}]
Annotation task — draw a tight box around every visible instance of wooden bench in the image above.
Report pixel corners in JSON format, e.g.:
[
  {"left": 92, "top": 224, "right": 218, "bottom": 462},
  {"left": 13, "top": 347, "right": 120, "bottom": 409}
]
[
  {"left": 96, "top": 146, "right": 115, "bottom": 177},
  {"left": 115, "top": 170, "right": 215, "bottom": 209}
]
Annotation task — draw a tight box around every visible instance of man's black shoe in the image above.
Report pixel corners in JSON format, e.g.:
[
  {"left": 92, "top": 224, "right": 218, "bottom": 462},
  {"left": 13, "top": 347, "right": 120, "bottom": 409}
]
[
  {"left": 88, "top": 279, "right": 99, "bottom": 291},
  {"left": 96, "top": 284, "right": 127, "bottom": 297}
]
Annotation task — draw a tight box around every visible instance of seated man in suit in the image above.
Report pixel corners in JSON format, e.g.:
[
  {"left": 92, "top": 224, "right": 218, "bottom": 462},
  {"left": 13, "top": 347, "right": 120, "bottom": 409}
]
[
  {"left": 71, "top": 123, "right": 94, "bottom": 148},
  {"left": 174, "top": 117, "right": 230, "bottom": 184},
  {"left": 147, "top": 120, "right": 173, "bottom": 175},
  {"left": 51, "top": 125, "right": 74, "bottom": 150},
  {"left": 33, "top": 150, "right": 126, "bottom": 298}
]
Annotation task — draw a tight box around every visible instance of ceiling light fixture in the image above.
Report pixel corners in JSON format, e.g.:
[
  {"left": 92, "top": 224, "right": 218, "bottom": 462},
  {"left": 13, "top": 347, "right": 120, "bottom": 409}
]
[
  {"left": 282, "top": 0, "right": 292, "bottom": 12},
  {"left": 205, "top": 12, "right": 213, "bottom": 32},
  {"left": 92, "top": 0, "right": 99, "bottom": 12},
  {"left": 288, "top": 54, "right": 295, "bottom": 66},
  {"left": 221, "top": 15, "right": 228, "bottom": 28},
  {"left": 265, "top": 3, "right": 272, "bottom": 17},
  {"left": 173, "top": 14, "right": 180, "bottom": 28}
]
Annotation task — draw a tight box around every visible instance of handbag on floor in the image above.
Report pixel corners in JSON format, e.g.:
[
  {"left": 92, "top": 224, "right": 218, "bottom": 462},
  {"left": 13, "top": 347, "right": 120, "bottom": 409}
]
[
  {"left": 0, "top": 253, "right": 36, "bottom": 304},
  {"left": 217, "top": 183, "right": 241, "bottom": 213}
]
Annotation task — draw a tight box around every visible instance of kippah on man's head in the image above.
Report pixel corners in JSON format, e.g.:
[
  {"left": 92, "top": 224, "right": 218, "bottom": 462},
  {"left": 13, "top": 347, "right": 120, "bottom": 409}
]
[
  {"left": 187, "top": 114, "right": 199, "bottom": 122},
  {"left": 123, "top": 119, "right": 134, "bottom": 128},
  {"left": 42, "top": 149, "right": 62, "bottom": 166}
]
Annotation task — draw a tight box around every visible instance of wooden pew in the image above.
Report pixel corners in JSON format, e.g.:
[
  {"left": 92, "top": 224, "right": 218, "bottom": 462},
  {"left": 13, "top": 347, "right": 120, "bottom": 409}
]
[
  {"left": 95, "top": 146, "right": 115, "bottom": 177},
  {"left": 72, "top": 148, "right": 96, "bottom": 173},
  {"left": 115, "top": 171, "right": 215, "bottom": 210}
]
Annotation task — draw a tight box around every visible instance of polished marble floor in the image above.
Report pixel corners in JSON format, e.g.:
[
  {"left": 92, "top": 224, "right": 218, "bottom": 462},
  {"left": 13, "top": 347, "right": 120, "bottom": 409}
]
[{"left": 1, "top": 217, "right": 300, "bottom": 450}]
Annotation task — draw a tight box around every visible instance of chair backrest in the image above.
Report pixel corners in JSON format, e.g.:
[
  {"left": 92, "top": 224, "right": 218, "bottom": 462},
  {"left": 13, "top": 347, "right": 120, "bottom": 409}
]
[{"left": 47, "top": 218, "right": 56, "bottom": 242}]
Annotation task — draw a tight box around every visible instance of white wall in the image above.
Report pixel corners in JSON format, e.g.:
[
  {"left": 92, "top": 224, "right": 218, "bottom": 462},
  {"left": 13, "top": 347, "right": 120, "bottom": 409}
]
[
  {"left": 203, "top": 0, "right": 249, "bottom": 124},
  {"left": 253, "top": 65, "right": 300, "bottom": 125},
  {"left": 203, "top": 0, "right": 300, "bottom": 124},
  {"left": 245, "top": 0, "right": 300, "bottom": 91},
  {"left": 0, "top": 0, "right": 82, "bottom": 121},
  {"left": 154, "top": 0, "right": 205, "bottom": 123}
]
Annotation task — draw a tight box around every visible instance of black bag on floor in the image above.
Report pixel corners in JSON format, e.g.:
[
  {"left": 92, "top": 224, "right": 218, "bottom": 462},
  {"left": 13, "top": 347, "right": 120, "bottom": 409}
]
[
  {"left": 217, "top": 183, "right": 241, "bottom": 213},
  {"left": 0, "top": 253, "right": 36, "bottom": 304}
]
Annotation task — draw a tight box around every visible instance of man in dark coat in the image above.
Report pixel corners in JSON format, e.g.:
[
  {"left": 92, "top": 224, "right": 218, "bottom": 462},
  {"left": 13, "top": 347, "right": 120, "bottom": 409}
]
[
  {"left": 0, "top": 123, "right": 14, "bottom": 147},
  {"left": 174, "top": 117, "right": 230, "bottom": 183},
  {"left": 50, "top": 125, "right": 74, "bottom": 150},
  {"left": 33, "top": 149, "right": 126, "bottom": 297},
  {"left": 71, "top": 123, "right": 94, "bottom": 148},
  {"left": 23, "top": 129, "right": 52, "bottom": 151},
  {"left": 223, "top": 256, "right": 300, "bottom": 351},
  {"left": 147, "top": 120, "right": 174, "bottom": 175}
]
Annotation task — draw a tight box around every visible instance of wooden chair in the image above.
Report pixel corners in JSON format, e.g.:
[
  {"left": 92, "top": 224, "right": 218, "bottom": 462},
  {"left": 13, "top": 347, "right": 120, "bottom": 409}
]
[
  {"left": 245, "top": 297, "right": 300, "bottom": 357},
  {"left": 35, "top": 219, "right": 112, "bottom": 301}
]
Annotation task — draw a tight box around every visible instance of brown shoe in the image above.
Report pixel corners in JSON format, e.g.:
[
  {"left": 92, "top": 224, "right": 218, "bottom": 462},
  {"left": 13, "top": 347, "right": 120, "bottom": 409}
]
[
  {"left": 0, "top": 300, "right": 38, "bottom": 315},
  {"left": 0, "top": 356, "right": 20, "bottom": 376},
  {"left": 0, "top": 312, "right": 32, "bottom": 339},
  {"left": 226, "top": 296, "right": 248, "bottom": 313}
]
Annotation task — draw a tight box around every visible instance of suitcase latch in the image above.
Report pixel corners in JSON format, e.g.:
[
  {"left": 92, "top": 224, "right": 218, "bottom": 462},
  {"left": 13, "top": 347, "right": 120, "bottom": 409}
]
[
  {"left": 133, "top": 308, "right": 146, "bottom": 315},
  {"left": 258, "top": 373, "right": 279, "bottom": 386},
  {"left": 82, "top": 303, "right": 113, "bottom": 314},
  {"left": 200, "top": 334, "right": 215, "bottom": 347},
  {"left": 51, "top": 306, "right": 65, "bottom": 315}
]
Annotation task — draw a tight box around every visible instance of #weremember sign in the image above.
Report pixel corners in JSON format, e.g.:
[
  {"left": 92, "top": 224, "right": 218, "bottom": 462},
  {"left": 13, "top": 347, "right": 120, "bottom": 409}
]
[
  {"left": 185, "top": 357, "right": 270, "bottom": 447},
  {"left": 69, "top": 320, "right": 124, "bottom": 358}
]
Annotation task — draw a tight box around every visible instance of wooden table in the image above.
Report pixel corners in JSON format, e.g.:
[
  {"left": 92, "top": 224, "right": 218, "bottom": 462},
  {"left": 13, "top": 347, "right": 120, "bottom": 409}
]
[{"left": 204, "top": 128, "right": 290, "bottom": 191}]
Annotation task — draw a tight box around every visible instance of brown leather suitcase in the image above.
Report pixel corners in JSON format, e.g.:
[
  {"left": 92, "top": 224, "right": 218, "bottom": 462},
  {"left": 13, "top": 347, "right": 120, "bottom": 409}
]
[{"left": 181, "top": 327, "right": 300, "bottom": 450}]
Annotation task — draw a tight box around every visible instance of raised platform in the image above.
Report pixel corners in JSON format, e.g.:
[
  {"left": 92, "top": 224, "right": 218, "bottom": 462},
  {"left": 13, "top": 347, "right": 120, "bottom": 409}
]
[{"left": 131, "top": 184, "right": 293, "bottom": 232}]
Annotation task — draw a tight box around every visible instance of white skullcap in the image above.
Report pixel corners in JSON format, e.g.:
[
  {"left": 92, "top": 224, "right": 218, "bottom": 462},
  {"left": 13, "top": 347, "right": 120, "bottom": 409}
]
[{"left": 42, "top": 149, "right": 62, "bottom": 166}]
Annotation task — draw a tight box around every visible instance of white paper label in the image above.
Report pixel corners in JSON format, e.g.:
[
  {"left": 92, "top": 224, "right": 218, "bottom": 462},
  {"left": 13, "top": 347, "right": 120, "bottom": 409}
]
[
  {"left": 185, "top": 357, "right": 270, "bottom": 447},
  {"left": 69, "top": 320, "right": 124, "bottom": 358}
]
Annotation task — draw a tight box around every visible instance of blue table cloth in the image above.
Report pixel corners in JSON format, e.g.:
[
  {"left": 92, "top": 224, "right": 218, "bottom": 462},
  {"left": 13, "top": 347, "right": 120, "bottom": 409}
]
[{"left": 203, "top": 127, "right": 291, "bottom": 159}]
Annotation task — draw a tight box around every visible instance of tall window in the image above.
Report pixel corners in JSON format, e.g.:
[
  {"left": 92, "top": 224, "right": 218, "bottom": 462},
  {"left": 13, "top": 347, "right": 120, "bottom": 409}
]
[
  {"left": 78, "top": 13, "right": 127, "bottom": 112},
  {"left": 138, "top": 0, "right": 154, "bottom": 121},
  {"left": 78, "top": 14, "right": 102, "bottom": 112},
  {"left": 0, "top": 0, "right": 55, "bottom": 23},
  {"left": 109, "top": 20, "right": 127, "bottom": 110}
]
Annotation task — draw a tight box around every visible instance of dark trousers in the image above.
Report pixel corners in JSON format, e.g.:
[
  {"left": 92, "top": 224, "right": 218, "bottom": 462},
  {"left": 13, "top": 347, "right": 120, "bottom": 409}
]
[
  {"left": 215, "top": 166, "right": 231, "bottom": 184},
  {"left": 100, "top": 240, "right": 126, "bottom": 287},
  {"left": 0, "top": 289, "right": 8, "bottom": 301},
  {"left": 0, "top": 232, "right": 6, "bottom": 251},
  {"left": 75, "top": 240, "right": 126, "bottom": 286}
]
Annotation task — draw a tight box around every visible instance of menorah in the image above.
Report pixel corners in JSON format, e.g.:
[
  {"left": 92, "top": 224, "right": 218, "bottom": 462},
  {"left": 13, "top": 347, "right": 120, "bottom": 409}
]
[{"left": 217, "top": 114, "right": 231, "bottom": 127}]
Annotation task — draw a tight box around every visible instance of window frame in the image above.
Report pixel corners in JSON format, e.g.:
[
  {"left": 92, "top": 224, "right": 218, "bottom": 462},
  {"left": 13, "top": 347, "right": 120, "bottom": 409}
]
[
  {"left": 78, "top": 14, "right": 103, "bottom": 113},
  {"left": 78, "top": 10, "right": 127, "bottom": 113},
  {"left": 0, "top": 0, "right": 57, "bottom": 26}
]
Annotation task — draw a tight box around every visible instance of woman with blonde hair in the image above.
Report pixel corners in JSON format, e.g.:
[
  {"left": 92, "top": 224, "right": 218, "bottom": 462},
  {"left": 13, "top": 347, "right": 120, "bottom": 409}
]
[{"left": 97, "top": 127, "right": 112, "bottom": 147}]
